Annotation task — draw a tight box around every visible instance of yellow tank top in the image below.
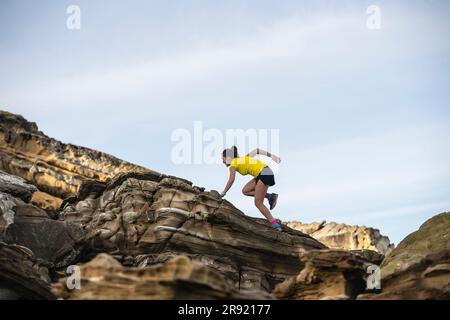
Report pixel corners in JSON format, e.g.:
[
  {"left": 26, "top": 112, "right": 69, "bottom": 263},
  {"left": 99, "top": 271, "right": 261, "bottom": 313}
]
[{"left": 230, "top": 156, "right": 267, "bottom": 177}]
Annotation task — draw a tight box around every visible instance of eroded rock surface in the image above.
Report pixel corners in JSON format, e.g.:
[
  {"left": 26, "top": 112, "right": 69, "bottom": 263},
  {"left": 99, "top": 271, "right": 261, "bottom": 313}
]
[
  {"left": 0, "top": 242, "right": 54, "bottom": 299},
  {"left": 359, "top": 250, "right": 450, "bottom": 300},
  {"left": 380, "top": 212, "right": 450, "bottom": 279},
  {"left": 286, "top": 221, "right": 394, "bottom": 255},
  {"left": 1, "top": 111, "right": 448, "bottom": 300},
  {"left": 272, "top": 249, "right": 370, "bottom": 300},
  {"left": 59, "top": 172, "right": 326, "bottom": 292},
  {"left": 0, "top": 170, "right": 37, "bottom": 203},
  {"left": 358, "top": 212, "right": 450, "bottom": 299},
  {"left": 53, "top": 254, "right": 271, "bottom": 299},
  {"left": 0, "top": 110, "right": 154, "bottom": 200},
  {"left": 0, "top": 191, "right": 85, "bottom": 268}
]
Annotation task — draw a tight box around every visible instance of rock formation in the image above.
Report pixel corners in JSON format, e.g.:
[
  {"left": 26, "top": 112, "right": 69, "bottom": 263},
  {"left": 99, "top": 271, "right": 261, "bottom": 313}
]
[
  {"left": 0, "top": 110, "right": 448, "bottom": 300},
  {"left": 52, "top": 254, "right": 271, "bottom": 300},
  {"left": 0, "top": 242, "right": 54, "bottom": 299},
  {"left": 380, "top": 212, "right": 450, "bottom": 279},
  {"left": 272, "top": 249, "right": 371, "bottom": 300},
  {"left": 359, "top": 212, "right": 450, "bottom": 299},
  {"left": 359, "top": 250, "right": 450, "bottom": 300},
  {"left": 286, "top": 220, "right": 394, "bottom": 255},
  {"left": 0, "top": 170, "right": 37, "bottom": 203},
  {"left": 0, "top": 111, "right": 330, "bottom": 298},
  {"left": 58, "top": 171, "right": 326, "bottom": 293},
  {"left": 0, "top": 190, "right": 86, "bottom": 268},
  {"left": 0, "top": 110, "right": 154, "bottom": 206}
]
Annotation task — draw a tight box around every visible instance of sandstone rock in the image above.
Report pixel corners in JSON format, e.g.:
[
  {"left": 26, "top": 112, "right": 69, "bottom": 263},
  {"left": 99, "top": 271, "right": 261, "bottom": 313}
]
[
  {"left": 287, "top": 221, "right": 326, "bottom": 234},
  {"left": 0, "top": 191, "right": 85, "bottom": 267},
  {"left": 286, "top": 221, "right": 394, "bottom": 255},
  {"left": 31, "top": 191, "right": 63, "bottom": 212},
  {"left": 0, "top": 110, "right": 156, "bottom": 200},
  {"left": 358, "top": 250, "right": 450, "bottom": 300},
  {"left": 52, "top": 253, "right": 271, "bottom": 300},
  {"left": 3, "top": 110, "right": 448, "bottom": 300},
  {"left": 272, "top": 249, "right": 370, "bottom": 300},
  {"left": 0, "top": 241, "right": 54, "bottom": 299},
  {"left": 380, "top": 212, "right": 450, "bottom": 279},
  {"left": 59, "top": 172, "right": 326, "bottom": 293},
  {"left": 356, "top": 212, "right": 450, "bottom": 300},
  {"left": 0, "top": 170, "right": 37, "bottom": 202},
  {"left": 350, "top": 249, "right": 384, "bottom": 265}
]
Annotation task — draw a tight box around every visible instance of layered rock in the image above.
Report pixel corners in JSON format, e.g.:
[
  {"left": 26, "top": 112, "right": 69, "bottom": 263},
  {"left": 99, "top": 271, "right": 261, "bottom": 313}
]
[
  {"left": 59, "top": 171, "right": 326, "bottom": 292},
  {"left": 380, "top": 212, "right": 450, "bottom": 279},
  {"left": 272, "top": 250, "right": 370, "bottom": 300},
  {"left": 359, "top": 250, "right": 450, "bottom": 300},
  {"left": 52, "top": 254, "right": 271, "bottom": 300},
  {"left": 0, "top": 191, "right": 85, "bottom": 268},
  {"left": 0, "top": 170, "right": 37, "bottom": 203},
  {"left": 1, "top": 110, "right": 448, "bottom": 300},
  {"left": 0, "top": 110, "right": 155, "bottom": 201},
  {"left": 358, "top": 212, "right": 450, "bottom": 299},
  {"left": 0, "top": 242, "right": 54, "bottom": 299},
  {"left": 1, "top": 112, "right": 328, "bottom": 296},
  {"left": 286, "top": 220, "right": 394, "bottom": 255},
  {"left": 30, "top": 191, "right": 63, "bottom": 213}
]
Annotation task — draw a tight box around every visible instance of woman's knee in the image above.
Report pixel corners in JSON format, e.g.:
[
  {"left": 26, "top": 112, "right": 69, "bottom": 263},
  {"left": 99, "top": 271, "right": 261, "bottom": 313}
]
[{"left": 254, "top": 198, "right": 263, "bottom": 207}]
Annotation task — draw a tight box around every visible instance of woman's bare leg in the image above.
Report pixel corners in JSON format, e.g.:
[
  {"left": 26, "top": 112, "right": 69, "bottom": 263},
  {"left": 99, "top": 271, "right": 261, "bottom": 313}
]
[
  {"left": 242, "top": 179, "right": 256, "bottom": 197},
  {"left": 254, "top": 180, "right": 275, "bottom": 221}
]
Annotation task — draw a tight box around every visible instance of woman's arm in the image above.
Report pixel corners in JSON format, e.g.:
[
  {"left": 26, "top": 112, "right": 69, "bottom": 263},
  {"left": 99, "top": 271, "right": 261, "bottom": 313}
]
[
  {"left": 221, "top": 167, "right": 236, "bottom": 197},
  {"left": 247, "top": 148, "right": 281, "bottom": 163}
]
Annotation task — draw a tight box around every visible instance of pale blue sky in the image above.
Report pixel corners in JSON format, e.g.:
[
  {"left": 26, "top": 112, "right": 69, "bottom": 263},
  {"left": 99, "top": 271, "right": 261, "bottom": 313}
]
[{"left": 1, "top": 0, "right": 450, "bottom": 244}]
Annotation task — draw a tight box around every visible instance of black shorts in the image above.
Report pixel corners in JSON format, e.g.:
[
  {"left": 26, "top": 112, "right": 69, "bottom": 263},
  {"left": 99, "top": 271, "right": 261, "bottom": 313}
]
[{"left": 255, "top": 166, "right": 275, "bottom": 187}]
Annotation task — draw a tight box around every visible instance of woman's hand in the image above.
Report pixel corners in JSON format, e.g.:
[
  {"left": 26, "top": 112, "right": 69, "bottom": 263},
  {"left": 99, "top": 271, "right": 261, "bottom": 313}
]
[
  {"left": 271, "top": 155, "right": 281, "bottom": 163},
  {"left": 220, "top": 167, "right": 235, "bottom": 198}
]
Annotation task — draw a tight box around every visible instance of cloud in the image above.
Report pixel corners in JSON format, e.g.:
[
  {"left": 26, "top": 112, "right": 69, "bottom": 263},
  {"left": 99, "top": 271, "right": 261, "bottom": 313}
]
[
  {"left": 4, "top": 5, "right": 449, "bottom": 113},
  {"left": 0, "top": 13, "right": 389, "bottom": 111}
]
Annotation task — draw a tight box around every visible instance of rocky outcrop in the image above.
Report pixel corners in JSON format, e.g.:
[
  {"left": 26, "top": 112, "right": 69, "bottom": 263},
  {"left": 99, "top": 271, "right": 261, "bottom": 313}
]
[
  {"left": 380, "top": 212, "right": 450, "bottom": 279},
  {"left": 358, "top": 212, "right": 450, "bottom": 299},
  {"left": 0, "top": 191, "right": 85, "bottom": 268},
  {"left": 0, "top": 170, "right": 37, "bottom": 203},
  {"left": 0, "top": 110, "right": 155, "bottom": 201},
  {"left": 0, "top": 242, "right": 54, "bottom": 299},
  {"left": 30, "top": 191, "right": 63, "bottom": 213},
  {"left": 359, "top": 250, "right": 450, "bottom": 300},
  {"left": 272, "top": 250, "right": 370, "bottom": 300},
  {"left": 1, "top": 111, "right": 448, "bottom": 300},
  {"left": 0, "top": 168, "right": 62, "bottom": 214},
  {"left": 52, "top": 254, "right": 271, "bottom": 300},
  {"left": 286, "top": 221, "right": 394, "bottom": 255},
  {"left": 59, "top": 171, "right": 326, "bottom": 293},
  {"left": 358, "top": 212, "right": 450, "bottom": 300},
  {"left": 349, "top": 249, "right": 384, "bottom": 265}
]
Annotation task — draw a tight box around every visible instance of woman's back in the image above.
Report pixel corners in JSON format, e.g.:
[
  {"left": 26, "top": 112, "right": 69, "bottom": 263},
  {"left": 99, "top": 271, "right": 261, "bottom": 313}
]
[{"left": 230, "top": 156, "right": 267, "bottom": 177}]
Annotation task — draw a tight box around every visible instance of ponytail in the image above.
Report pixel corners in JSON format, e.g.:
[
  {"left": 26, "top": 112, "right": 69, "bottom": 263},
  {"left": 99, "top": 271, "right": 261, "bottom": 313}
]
[{"left": 222, "top": 146, "right": 239, "bottom": 158}]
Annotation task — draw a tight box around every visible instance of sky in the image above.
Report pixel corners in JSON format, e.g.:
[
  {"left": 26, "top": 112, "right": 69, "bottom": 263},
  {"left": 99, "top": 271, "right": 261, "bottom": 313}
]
[{"left": 1, "top": 0, "right": 449, "bottom": 244}]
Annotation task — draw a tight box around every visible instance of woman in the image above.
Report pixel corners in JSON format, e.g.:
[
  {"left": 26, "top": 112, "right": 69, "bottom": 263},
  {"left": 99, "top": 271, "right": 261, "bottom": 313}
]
[{"left": 220, "top": 146, "right": 282, "bottom": 231}]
